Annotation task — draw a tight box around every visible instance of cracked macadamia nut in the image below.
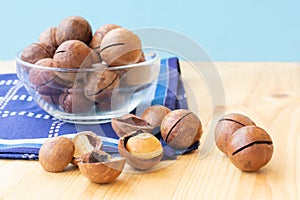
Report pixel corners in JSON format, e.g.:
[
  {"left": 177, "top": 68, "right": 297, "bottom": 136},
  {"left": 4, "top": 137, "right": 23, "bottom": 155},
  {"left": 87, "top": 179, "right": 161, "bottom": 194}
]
[
  {"left": 56, "top": 16, "right": 92, "bottom": 46},
  {"left": 118, "top": 132, "right": 163, "bottom": 170},
  {"left": 53, "top": 40, "right": 92, "bottom": 69},
  {"left": 100, "top": 28, "right": 142, "bottom": 66},
  {"left": 215, "top": 113, "right": 256, "bottom": 154},
  {"left": 89, "top": 24, "right": 121, "bottom": 53},
  {"left": 161, "top": 109, "right": 203, "bottom": 149},
  {"left": 39, "top": 136, "right": 75, "bottom": 173},
  {"left": 84, "top": 66, "right": 119, "bottom": 103},
  {"left": 126, "top": 133, "right": 163, "bottom": 160},
  {"left": 53, "top": 40, "right": 93, "bottom": 82},
  {"left": 226, "top": 126, "right": 273, "bottom": 172}
]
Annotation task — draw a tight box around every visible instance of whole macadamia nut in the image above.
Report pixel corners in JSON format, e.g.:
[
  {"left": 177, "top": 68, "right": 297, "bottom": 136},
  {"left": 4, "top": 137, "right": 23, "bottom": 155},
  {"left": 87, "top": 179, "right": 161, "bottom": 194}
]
[
  {"left": 141, "top": 105, "right": 171, "bottom": 128},
  {"left": 100, "top": 28, "right": 142, "bottom": 66},
  {"left": 21, "top": 43, "right": 52, "bottom": 64},
  {"left": 89, "top": 24, "right": 121, "bottom": 53},
  {"left": 161, "top": 109, "right": 203, "bottom": 149},
  {"left": 59, "top": 87, "right": 94, "bottom": 114},
  {"left": 56, "top": 16, "right": 92, "bottom": 46},
  {"left": 39, "top": 136, "right": 75, "bottom": 173},
  {"left": 226, "top": 126, "right": 273, "bottom": 172},
  {"left": 84, "top": 66, "right": 119, "bottom": 103},
  {"left": 38, "top": 27, "right": 58, "bottom": 56},
  {"left": 53, "top": 40, "right": 93, "bottom": 82},
  {"left": 215, "top": 113, "right": 256, "bottom": 154},
  {"left": 29, "top": 58, "right": 63, "bottom": 96},
  {"left": 53, "top": 40, "right": 92, "bottom": 69}
]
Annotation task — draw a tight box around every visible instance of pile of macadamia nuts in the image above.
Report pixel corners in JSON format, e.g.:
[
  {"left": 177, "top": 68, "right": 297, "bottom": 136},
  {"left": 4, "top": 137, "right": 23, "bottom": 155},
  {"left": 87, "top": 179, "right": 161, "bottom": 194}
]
[
  {"left": 215, "top": 113, "right": 274, "bottom": 172},
  {"left": 20, "top": 16, "right": 145, "bottom": 113},
  {"left": 38, "top": 105, "right": 204, "bottom": 183}
]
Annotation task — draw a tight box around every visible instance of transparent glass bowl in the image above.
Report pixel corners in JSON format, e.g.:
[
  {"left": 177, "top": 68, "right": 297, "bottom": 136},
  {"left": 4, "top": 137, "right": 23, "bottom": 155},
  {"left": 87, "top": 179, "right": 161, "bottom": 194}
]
[{"left": 16, "top": 50, "right": 160, "bottom": 124}]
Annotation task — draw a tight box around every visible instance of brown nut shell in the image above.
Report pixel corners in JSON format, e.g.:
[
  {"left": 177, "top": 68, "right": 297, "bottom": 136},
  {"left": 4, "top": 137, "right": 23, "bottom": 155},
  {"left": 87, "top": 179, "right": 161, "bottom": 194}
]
[
  {"left": 100, "top": 28, "right": 142, "bottom": 66},
  {"left": 118, "top": 132, "right": 163, "bottom": 170},
  {"left": 53, "top": 40, "right": 92, "bottom": 69},
  {"left": 78, "top": 157, "right": 125, "bottom": 184},
  {"left": 84, "top": 65, "right": 119, "bottom": 103},
  {"left": 89, "top": 24, "right": 121, "bottom": 53},
  {"left": 214, "top": 113, "right": 256, "bottom": 154},
  {"left": 59, "top": 87, "right": 94, "bottom": 114},
  {"left": 38, "top": 27, "right": 58, "bottom": 56},
  {"left": 73, "top": 131, "right": 103, "bottom": 158},
  {"left": 161, "top": 109, "right": 203, "bottom": 149},
  {"left": 39, "top": 136, "right": 75, "bottom": 173},
  {"left": 29, "top": 58, "right": 63, "bottom": 96},
  {"left": 56, "top": 16, "right": 92, "bottom": 46},
  {"left": 141, "top": 105, "right": 171, "bottom": 127},
  {"left": 227, "top": 126, "right": 273, "bottom": 172},
  {"left": 20, "top": 43, "right": 52, "bottom": 64},
  {"left": 111, "top": 114, "right": 154, "bottom": 137}
]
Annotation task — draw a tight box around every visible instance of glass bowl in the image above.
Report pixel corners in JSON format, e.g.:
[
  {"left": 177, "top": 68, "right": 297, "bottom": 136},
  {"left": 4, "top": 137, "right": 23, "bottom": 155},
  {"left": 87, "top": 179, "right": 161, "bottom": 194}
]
[{"left": 16, "top": 50, "right": 160, "bottom": 124}]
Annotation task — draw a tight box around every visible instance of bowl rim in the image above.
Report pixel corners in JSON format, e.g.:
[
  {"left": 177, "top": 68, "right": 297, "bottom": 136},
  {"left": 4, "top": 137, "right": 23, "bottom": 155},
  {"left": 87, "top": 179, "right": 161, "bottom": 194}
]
[{"left": 16, "top": 48, "right": 159, "bottom": 72}]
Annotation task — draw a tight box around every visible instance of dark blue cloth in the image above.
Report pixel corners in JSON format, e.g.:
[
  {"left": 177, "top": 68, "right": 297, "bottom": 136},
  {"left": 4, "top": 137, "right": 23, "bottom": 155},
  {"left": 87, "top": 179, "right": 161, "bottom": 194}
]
[{"left": 0, "top": 58, "right": 194, "bottom": 160}]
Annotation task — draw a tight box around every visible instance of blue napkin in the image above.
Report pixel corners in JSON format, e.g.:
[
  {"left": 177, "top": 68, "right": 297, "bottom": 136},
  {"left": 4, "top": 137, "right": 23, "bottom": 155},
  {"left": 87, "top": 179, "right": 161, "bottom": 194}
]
[{"left": 0, "top": 57, "right": 192, "bottom": 160}]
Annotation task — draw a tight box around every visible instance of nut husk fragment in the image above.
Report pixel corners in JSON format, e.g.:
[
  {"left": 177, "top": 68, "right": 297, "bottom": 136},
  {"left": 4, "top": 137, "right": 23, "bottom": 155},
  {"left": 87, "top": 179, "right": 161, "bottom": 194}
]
[
  {"left": 73, "top": 131, "right": 103, "bottom": 158},
  {"left": 111, "top": 114, "right": 154, "bottom": 137}
]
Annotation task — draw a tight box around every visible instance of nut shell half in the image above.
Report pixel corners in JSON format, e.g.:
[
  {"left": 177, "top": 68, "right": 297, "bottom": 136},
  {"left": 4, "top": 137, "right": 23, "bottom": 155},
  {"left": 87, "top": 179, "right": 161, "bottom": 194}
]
[
  {"left": 78, "top": 157, "right": 125, "bottom": 184},
  {"left": 111, "top": 114, "right": 154, "bottom": 137},
  {"left": 118, "top": 132, "right": 163, "bottom": 170}
]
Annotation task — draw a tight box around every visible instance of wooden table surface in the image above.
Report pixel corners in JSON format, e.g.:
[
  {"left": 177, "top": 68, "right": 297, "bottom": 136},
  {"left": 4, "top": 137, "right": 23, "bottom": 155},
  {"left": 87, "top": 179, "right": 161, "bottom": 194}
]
[{"left": 0, "top": 60, "right": 299, "bottom": 200}]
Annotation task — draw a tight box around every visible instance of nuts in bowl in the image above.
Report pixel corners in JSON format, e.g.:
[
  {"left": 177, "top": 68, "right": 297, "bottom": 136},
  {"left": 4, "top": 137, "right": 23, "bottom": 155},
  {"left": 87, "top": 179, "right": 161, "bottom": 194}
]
[{"left": 16, "top": 16, "right": 160, "bottom": 123}]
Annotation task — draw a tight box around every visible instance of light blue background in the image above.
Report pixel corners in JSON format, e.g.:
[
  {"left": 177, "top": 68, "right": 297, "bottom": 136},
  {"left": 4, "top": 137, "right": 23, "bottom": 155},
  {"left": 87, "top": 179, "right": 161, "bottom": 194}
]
[{"left": 0, "top": 0, "right": 299, "bottom": 61}]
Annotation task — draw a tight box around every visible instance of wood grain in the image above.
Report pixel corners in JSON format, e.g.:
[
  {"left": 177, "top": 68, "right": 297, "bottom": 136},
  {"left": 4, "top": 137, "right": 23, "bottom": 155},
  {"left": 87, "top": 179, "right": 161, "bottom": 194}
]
[{"left": 0, "top": 61, "right": 299, "bottom": 199}]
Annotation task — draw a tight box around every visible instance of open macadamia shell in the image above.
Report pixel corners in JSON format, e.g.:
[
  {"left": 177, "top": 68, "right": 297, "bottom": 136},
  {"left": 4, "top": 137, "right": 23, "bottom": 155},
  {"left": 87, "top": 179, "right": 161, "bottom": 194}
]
[
  {"left": 118, "top": 132, "right": 163, "bottom": 170},
  {"left": 78, "top": 157, "right": 125, "bottom": 184}
]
